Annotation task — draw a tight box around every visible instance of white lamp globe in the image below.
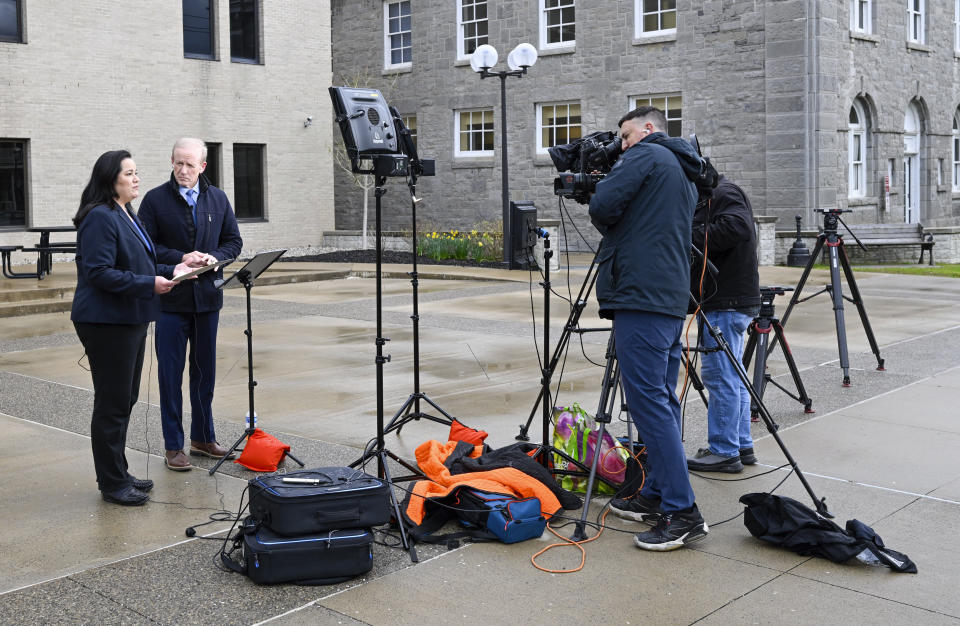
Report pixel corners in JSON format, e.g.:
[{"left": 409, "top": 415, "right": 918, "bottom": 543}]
[
  {"left": 470, "top": 44, "right": 499, "bottom": 72},
  {"left": 509, "top": 43, "right": 538, "bottom": 69}
]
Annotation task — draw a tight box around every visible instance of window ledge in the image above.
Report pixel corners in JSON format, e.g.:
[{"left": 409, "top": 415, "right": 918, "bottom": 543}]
[
  {"left": 452, "top": 157, "right": 495, "bottom": 168},
  {"left": 237, "top": 217, "right": 267, "bottom": 223},
  {"left": 533, "top": 154, "right": 556, "bottom": 167},
  {"left": 847, "top": 196, "right": 879, "bottom": 207},
  {"left": 952, "top": 192, "right": 960, "bottom": 199},
  {"left": 454, "top": 58, "right": 472, "bottom": 67},
  {"left": 538, "top": 45, "right": 576, "bottom": 57},
  {"left": 937, "top": 184, "right": 951, "bottom": 193},
  {"left": 230, "top": 57, "right": 262, "bottom": 65},
  {"left": 185, "top": 53, "right": 219, "bottom": 61},
  {"left": 849, "top": 31, "right": 879, "bottom": 44},
  {"left": 633, "top": 32, "right": 677, "bottom": 47},
  {"left": 906, "top": 41, "right": 932, "bottom": 53},
  {"left": 383, "top": 65, "right": 412, "bottom": 75}
]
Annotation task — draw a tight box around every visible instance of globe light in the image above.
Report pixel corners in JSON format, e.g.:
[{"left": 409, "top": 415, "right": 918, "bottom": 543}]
[
  {"left": 508, "top": 43, "right": 538, "bottom": 70},
  {"left": 470, "top": 44, "right": 499, "bottom": 73}
]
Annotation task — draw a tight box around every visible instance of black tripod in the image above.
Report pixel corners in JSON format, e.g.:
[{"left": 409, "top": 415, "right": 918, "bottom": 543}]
[
  {"left": 570, "top": 300, "right": 833, "bottom": 539},
  {"left": 380, "top": 176, "right": 455, "bottom": 438},
  {"left": 742, "top": 286, "right": 814, "bottom": 420},
  {"left": 780, "top": 209, "right": 884, "bottom": 386},
  {"left": 347, "top": 160, "right": 435, "bottom": 558},
  {"left": 209, "top": 251, "right": 305, "bottom": 476}
]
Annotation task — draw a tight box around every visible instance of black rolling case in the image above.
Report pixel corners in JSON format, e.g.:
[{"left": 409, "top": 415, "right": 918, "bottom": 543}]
[
  {"left": 248, "top": 467, "right": 392, "bottom": 536},
  {"left": 240, "top": 520, "right": 374, "bottom": 585}
]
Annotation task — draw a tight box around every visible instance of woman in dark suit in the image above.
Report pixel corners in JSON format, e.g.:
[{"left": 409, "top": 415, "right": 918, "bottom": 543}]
[{"left": 71, "top": 150, "right": 194, "bottom": 506}]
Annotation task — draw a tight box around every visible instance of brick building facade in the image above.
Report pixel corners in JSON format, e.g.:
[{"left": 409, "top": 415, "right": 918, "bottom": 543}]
[
  {"left": 0, "top": 0, "right": 334, "bottom": 255},
  {"left": 330, "top": 0, "right": 960, "bottom": 252}
]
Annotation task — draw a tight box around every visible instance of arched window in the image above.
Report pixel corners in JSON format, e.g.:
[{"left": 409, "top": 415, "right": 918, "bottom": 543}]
[
  {"left": 953, "top": 112, "right": 960, "bottom": 191},
  {"left": 848, "top": 101, "right": 867, "bottom": 198}
]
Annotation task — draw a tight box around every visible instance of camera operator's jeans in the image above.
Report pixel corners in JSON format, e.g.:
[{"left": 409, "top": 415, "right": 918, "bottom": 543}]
[
  {"left": 699, "top": 310, "right": 754, "bottom": 458},
  {"left": 615, "top": 311, "right": 696, "bottom": 514}
]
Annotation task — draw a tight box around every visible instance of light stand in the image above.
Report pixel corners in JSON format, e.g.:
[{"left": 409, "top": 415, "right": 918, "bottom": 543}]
[
  {"left": 209, "top": 250, "right": 305, "bottom": 476},
  {"left": 779, "top": 209, "right": 884, "bottom": 386},
  {"left": 470, "top": 43, "right": 539, "bottom": 267}
]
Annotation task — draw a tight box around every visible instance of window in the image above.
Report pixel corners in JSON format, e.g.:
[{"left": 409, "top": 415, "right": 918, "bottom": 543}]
[
  {"left": 907, "top": 0, "right": 925, "bottom": 44},
  {"left": 851, "top": 0, "right": 872, "bottom": 34},
  {"left": 629, "top": 93, "right": 683, "bottom": 137},
  {"left": 848, "top": 101, "right": 867, "bottom": 198},
  {"left": 952, "top": 114, "right": 960, "bottom": 191},
  {"left": 457, "top": 0, "right": 487, "bottom": 59},
  {"left": 540, "top": 0, "right": 575, "bottom": 49},
  {"left": 183, "top": 0, "right": 215, "bottom": 59},
  {"left": 636, "top": 0, "right": 676, "bottom": 37},
  {"left": 402, "top": 115, "right": 417, "bottom": 150},
  {"left": 233, "top": 143, "right": 264, "bottom": 219},
  {"left": 937, "top": 158, "right": 944, "bottom": 186},
  {"left": 384, "top": 1, "right": 411, "bottom": 69},
  {"left": 0, "top": 140, "right": 27, "bottom": 226},
  {"left": 230, "top": 0, "right": 259, "bottom": 63},
  {"left": 537, "top": 102, "right": 581, "bottom": 154},
  {"left": 955, "top": 0, "right": 960, "bottom": 51},
  {"left": 455, "top": 109, "right": 494, "bottom": 157},
  {"left": 204, "top": 142, "right": 221, "bottom": 188},
  {"left": 0, "top": 0, "right": 23, "bottom": 43}
]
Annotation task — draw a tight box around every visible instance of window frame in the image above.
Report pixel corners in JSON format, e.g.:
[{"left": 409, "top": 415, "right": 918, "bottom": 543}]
[
  {"left": 952, "top": 114, "right": 960, "bottom": 192},
  {"left": 848, "top": 101, "right": 867, "bottom": 199},
  {"left": 628, "top": 93, "right": 683, "bottom": 137},
  {"left": 183, "top": 0, "right": 217, "bottom": 60},
  {"left": 0, "top": 138, "right": 29, "bottom": 228},
  {"left": 0, "top": 0, "right": 24, "bottom": 43},
  {"left": 203, "top": 141, "right": 222, "bottom": 188},
  {"left": 401, "top": 114, "right": 417, "bottom": 151},
  {"left": 539, "top": 0, "right": 575, "bottom": 51},
  {"left": 457, "top": 0, "right": 488, "bottom": 61},
  {"left": 907, "top": 0, "right": 925, "bottom": 45},
  {"left": 229, "top": 0, "right": 260, "bottom": 63},
  {"left": 232, "top": 143, "right": 266, "bottom": 220},
  {"left": 454, "top": 108, "right": 495, "bottom": 158},
  {"left": 635, "top": 0, "right": 677, "bottom": 39},
  {"left": 536, "top": 101, "right": 582, "bottom": 155},
  {"left": 383, "top": 0, "right": 412, "bottom": 70},
  {"left": 851, "top": 0, "right": 872, "bottom": 34}
]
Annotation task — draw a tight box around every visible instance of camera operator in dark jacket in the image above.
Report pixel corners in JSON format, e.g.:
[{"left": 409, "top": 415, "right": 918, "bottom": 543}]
[
  {"left": 687, "top": 175, "right": 761, "bottom": 473},
  {"left": 589, "top": 106, "right": 709, "bottom": 551},
  {"left": 138, "top": 138, "right": 243, "bottom": 471}
]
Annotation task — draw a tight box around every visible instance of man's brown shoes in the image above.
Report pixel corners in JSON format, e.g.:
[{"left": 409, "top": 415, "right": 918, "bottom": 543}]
[
  {"left": 165, "top": 450, "right": 193, "bottom": 471},
  {"left": 190, "top": 440, "right": 236, "bottom": 460}
]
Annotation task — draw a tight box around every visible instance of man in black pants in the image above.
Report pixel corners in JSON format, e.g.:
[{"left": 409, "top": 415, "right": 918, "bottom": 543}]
[
  {"left": 139, "top": 138, "right": 243, "bottom": 471},
  {"left": 687, "top": 175, "right": 761, "bottom": 473}
]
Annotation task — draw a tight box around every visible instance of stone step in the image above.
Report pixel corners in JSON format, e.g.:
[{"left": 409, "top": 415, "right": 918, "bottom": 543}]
[
  {"left": 0, "top": 298, "right": 73, "bottom": 318},
  {"left": 0, "top": 285, "right": 74, "bottom": 304}
]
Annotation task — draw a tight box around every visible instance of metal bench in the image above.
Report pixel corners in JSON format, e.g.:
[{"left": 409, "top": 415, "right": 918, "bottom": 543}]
[
  {"left": 844, "top": 223, "right": 935, "bottom": 266},
  {"left": 0, "top": 245, "right": 40, "bottom": 279}
]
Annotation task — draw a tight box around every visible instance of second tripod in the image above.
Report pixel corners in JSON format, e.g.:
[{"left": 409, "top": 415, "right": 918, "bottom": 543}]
[{"left": 742, "top": 286, "right": 814, "bottom": 421}]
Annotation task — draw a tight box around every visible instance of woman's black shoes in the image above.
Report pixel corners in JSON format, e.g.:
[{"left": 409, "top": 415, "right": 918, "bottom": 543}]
[{"left": 101, "top": 485, "right": 149, "bottom": 506}]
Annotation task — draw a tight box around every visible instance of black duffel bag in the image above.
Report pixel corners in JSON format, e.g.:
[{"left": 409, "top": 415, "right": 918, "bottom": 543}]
[{"left": 248, "top": 467, "right": 391, "bottom": 536}]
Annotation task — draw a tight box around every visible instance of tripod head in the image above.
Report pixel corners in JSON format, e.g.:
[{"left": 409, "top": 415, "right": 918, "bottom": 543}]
[
  {"left": 814, "top": 208, "right": 867, "bottom": 251},
  {"left": 758, "top": 285, "right": 792, "bottom": 318}
]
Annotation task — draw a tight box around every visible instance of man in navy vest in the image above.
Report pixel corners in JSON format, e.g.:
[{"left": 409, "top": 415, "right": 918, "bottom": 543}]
[{"left": 139, "top": 138, "right": 243, "bottom": 471}]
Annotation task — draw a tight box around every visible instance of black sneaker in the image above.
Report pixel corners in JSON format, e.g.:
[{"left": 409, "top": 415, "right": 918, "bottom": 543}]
[
  {"left": 633, "top": 505, "right": 708, "bottom": 551},
  {"left": 739, "top": 447, "right": 757, "bottom": 465},
  {"left": 686, "top": 448, "right": 743, "bottom": 473},
  {"left": 609, "top": 494, "right": 661, "bottom": 523}
]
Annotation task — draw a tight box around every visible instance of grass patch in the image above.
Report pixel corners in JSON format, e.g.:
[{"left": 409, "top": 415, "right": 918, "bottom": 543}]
[
  {"left": 416, "top": 221, "right": 503, "bottom": 263},
  {"left": 811, "top": 263, "right": 960, "bottom": 278}
]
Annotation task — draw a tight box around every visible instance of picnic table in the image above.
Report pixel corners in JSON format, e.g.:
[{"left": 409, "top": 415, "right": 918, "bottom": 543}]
[{"left": 0, "top": 225, "right": 76, "bottom": 279}]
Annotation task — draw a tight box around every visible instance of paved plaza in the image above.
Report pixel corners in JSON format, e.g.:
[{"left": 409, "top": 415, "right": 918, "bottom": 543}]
[{"left": 0, "top": 256, "right": 958, "bottom": 624}]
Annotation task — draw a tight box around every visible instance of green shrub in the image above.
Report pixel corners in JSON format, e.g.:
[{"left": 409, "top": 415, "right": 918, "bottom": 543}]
[{"left": 416, "top": 222, "right": 503, "bottom": 263}]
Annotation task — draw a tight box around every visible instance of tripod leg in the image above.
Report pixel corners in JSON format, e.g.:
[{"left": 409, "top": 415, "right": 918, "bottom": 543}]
[
  {"left": 838, "top": 244, "right": 885, "bottom": 372},
  {"left": 208, "top": 429, "right": 251, "bottom": 475},
  {"left": 773, "top": 321, "right": 814, "bottom": 413},
  {"left": 572, "top": 334, "right": 619, "bottom": 542},
  {"left": 826, "top": 241, "right": 852, "bottom": 386},
  {"left": 378, "top": 450, "right": 416, "bottom": 560},
  {"left": 781, "top": 235, "right": 825, "bottom": 329},
  {"left": 749, "top": 325, "right": 771, "bottom": 422}
]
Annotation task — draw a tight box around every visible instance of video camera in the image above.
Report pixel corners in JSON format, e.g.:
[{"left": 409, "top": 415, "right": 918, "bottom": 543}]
[{"left": 548, "top": 131, "right": 622, "bottom": 204}]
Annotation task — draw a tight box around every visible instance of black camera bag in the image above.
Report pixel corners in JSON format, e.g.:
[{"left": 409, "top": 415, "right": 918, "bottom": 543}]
[
  {"left": 248, "top": 467, "right": 391, "bottom": 536},
  {"left": 233, "top": 517, "right": 374, "bottom": 585}
]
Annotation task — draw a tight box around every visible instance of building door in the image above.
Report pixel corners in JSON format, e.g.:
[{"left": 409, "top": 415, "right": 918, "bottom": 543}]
[{"left": 903, "top": 104, "right": 922, "bottom": 224}]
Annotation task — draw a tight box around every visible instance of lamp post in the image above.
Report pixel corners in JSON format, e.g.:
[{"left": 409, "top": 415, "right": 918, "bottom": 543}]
[{"left": 470, "top": 43, "right": 538, "bottom": 266}]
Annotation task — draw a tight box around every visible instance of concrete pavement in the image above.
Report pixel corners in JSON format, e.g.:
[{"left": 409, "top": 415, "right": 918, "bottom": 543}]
[{"left": 0, "top": 255, "right": 958, "bottom": 624}]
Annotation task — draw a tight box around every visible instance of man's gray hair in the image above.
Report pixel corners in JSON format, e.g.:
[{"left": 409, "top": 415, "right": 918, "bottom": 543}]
[{"left": 172, "top": 137, "right": 208, "bottom": 162}]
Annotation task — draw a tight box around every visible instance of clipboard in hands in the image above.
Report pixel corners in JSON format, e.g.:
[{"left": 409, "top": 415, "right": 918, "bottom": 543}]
[{"left": 172, "top": 257, "right": 235, "bottom": 283}]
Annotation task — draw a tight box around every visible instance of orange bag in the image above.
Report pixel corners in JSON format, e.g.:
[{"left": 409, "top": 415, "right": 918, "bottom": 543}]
[{"left": 234, "top": 429, "right": 290, "bottom": 472}]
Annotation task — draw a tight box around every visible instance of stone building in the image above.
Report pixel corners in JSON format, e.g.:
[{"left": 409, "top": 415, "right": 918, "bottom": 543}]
[
  {"left": 330, "top": 0, "right": 960, "bottom": 260},
  {"left": 0, "top": 0, "right": 334, "bottom": 256}
]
